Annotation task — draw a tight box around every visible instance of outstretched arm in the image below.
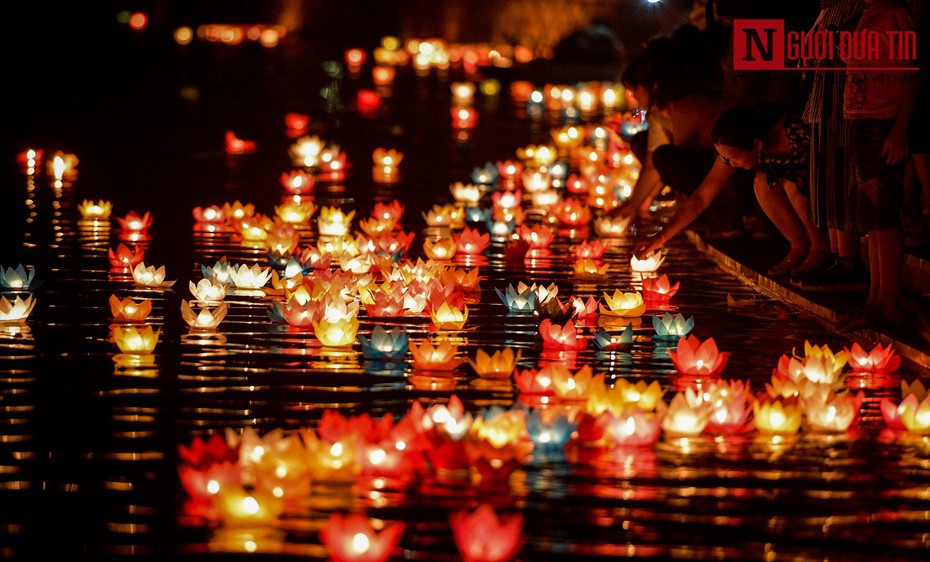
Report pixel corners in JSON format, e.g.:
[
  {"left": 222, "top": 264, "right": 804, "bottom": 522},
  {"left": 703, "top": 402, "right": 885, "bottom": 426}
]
[{"left": 634, "top": 156, "right": 736, "bottom": 257}]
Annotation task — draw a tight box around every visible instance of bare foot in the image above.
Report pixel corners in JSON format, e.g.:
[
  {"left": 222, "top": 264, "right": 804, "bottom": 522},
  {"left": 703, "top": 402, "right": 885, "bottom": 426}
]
[
  {"left": 792, "top": 250, "right": 833, "bottom": 275},
  {"left": 767, "top": 250, "right": 807, "bottom": 276}
]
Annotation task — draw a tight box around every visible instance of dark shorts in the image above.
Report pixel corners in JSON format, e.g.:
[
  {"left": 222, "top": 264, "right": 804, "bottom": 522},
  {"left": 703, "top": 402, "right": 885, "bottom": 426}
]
[{"left": 851, "top": 118, "right": 905, "bottom": 232}]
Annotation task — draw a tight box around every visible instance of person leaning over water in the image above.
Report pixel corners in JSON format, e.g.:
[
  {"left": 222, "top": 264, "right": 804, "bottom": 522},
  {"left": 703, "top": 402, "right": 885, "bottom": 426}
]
[{"left": 634, "top": 102, "right": 832, "bottom": 278}]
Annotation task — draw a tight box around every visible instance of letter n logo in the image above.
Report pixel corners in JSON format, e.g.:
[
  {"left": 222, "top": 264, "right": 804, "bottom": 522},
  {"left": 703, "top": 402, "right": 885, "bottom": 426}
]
[{"left": 733, "top": 19, "right": 784, "bottom": 70}]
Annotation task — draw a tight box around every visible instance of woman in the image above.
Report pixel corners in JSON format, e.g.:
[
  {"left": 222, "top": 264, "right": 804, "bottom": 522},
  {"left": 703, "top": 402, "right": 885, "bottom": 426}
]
[{"left": 635, "top": 103, "right": 831, "bottom": 277}]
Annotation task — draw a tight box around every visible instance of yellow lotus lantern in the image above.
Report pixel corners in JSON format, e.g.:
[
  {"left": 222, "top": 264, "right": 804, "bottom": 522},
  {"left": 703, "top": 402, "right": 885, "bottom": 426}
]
[
  {"left": 274, "top": 199, "right": 315, "bottom": 225},
  {"left": 228, "top": 264, "right": 272, "bottom": 290},
  {"left": 599, "top": 290, "right": 646, "bottom": 317},
  {"left": 468, "top": 348, "right": 521, "bottom": 379},
  {"left": 593, "top": 214, "right": 632, "bottom": 238},
  {"left": 631, "top": 251, "right": 667, "bottom": 273},
  {"left": 900, "top": 393, "right": 930, "bottom": 434},
  {"left": 318, "top": 207, "right": 356, "bottom": 237},
  {"left": 430, "top": 302, "right": 468, "bottom": 331},
  {"left": 450, "top": 182, "right": 482, "bottom": 206},
  {"left": 109, "top": 295, "right": 152, "bottom": 323},
  {"left": 612, "top": 378, "right": 666, "bottom": 412},
  {"left": 181, "top": 300, "right": 228, "bottom": 331},
  {"left": 753, "top": 396, "right": 802, "bottom": 435},
  {"left": 803, "top": 390, "right": 864, "bottom": 433},
  {"left": 0, "top": 295, "right": 37, "bottom": 324},
  {"left": 111, "top": 325, "right": 160, "bottom": 354},
  {"left": 661, "top": 390, "right": 710, "bottom": 438},
  {"left": 223, "top": 200, "right": 256, "bottom": 222},
  {"left": 289, "top": 135, "right": 326, "bottom": 168},
  {"left": 410, "top": 339, "right": 461, "bottom": 371},
  {"left": 765, "top": 374, "right": 800, "bottom": 400},
  {"left": 551, "top": 365, "right": 598, "bottom": 402},
  {"left": 423, "top": 237, "right": 457, "bottom": 260},
  {"left": 573, "top": 258, "right": 609, "bottom": 278},
  {"left": 78, "top": 199, "right": 112, "bottom": 220},
  {"left": 422, "top": 204, "right": 456, "bottom": 228},
  {"left": 214, "top": 486, "right": 284, "bottom": 527},
  {"left": 132, "top": 262, "right": 176, "bottom": 288},
  {"left": 313, "top": 317, "right": 360, "bottom": 347},
  {"left": 359, "top": 216, "right": 396, "bottom": 237}
]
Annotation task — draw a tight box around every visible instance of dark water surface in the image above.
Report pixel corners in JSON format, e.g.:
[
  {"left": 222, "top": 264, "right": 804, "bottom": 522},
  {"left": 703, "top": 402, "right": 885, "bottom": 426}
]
[{"left": 2, "top": 11, "right": 930, "bottom": 562}]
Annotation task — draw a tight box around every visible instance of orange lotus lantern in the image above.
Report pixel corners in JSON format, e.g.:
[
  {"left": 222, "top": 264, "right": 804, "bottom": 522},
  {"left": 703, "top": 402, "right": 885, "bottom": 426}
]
[
  {"left": 225, "top": 130, "right": 256, "bottom": 154},
  {"left": 661, "top": 390, "right": 710, "bottom": 437},
  {"left": 181, "top": 300, "right": 228, "bottom": 331},
  {"left": 108, "top": 244, "right": 145, "bottom": 270},
  {"left": 430, "top": 302, "right": 468, "bottom": 331},
  {"left": 300, "top": 428, "right": 359, "bottom": 481},
  {"left": 468, "top": 348, "right": 521, "bottom": 379},
  {"left": 109, "top": 295, "right": 152, "bottom": 323},
  {"left": 372, "top": 147, "right": 403, "bottom": 169},
  {"left": 454, "top": 227, "right": 490, "bottom": 255},
  {"left": 611, "top": 378, "right": 666, "bottom": 413},
  {"left": 513, "top": 367, "right": 557, "bottom": 396},
  {"left": 223, "top": 200, "right": 256, "bottom": 222},
  {"left": 668, "top": 335, "right": 730, "bottom": 377},
  {"left": 551, "top": 199, "right": 592, "bottom": 227},
  {"left": 423, "top": 237, "right": 457, "bottom": 260},
  {"left": 279, "top": 169, "right": 315, "bottom": 195},
  {"left": 47, "top": 150, "right": 78, "bottom": 180},
  {"left": 320, "top": 512, "right": 405, "bottom": 562},
  {"left": 573, "top": 258, "right": 609, "bottom": 278},
  {"left": 372, "top": 200, "right": 404, "bottom": 223},
  {"left": 192, "top": 205, "right": 226, "bottom": 225},
  {"left": 599, "top": 290, "right": 646, "bottom": 317},
  {"left": 753, "top": 396, "right": 802, "bottom": 435},
  {"left": 539, "top": 318, "right": 586, "bottom": 351},
  {"left": 111, "top": 325, "right": 160, "bottom": 354},
  {"left": 880, "top": 380, "right": 928, "bottom": 429},
  {"left": 78, "top": 199, "right": 112, "bottom": 220},
  {"left": 274, "top": 199, "right": 316, "bottom": 225},
  {"left": 409, "top": 339, "right": 462, "bottom": 371},
  {"left": 517, "top": 224, "right": 553, "bottom": 249},
  {"left": 132, "top": 262, "right": 176, "bottom": 288},
  {"left": 449, "top": 504, "right": 523, "bottom": 562}
]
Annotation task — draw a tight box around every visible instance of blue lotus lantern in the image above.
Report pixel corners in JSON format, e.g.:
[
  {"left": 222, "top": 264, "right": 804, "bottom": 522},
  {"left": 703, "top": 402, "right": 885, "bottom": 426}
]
[
  {"left": 495, "top": 283, "right": 538, "bottom": 314},
  {"left": 0, "top": 264, "right": 36, "bottom": 291},
  {"left": 593, "top": 325, "right": 634, "bottom": 350},
  {"left": 357, "top": 325, "right": 409, "bottom": 360},
  {"left": 471, "top": 162, "right": 499, "bottom": 187},
  {"left": 527, "top": 410, "right": 576, "bottom": 455},
  {"left": 652, "top": 313, "right": 695, "bottom": 341}
]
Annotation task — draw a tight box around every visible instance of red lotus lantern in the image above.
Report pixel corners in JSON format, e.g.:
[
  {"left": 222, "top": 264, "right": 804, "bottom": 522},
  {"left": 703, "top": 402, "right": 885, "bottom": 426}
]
[
  {"left": 668, "top": 335, "right": 730, "bottom": 377},
  {"left": 539, "top": 318, "right": 586, "bottom": 350},
  {"left": 320, "top": 512, "right": 405, "bottom": 562},
  {"left": 449, "top": 504, "right": 523, "bottom": 562},
  {"left": 225, "top": 130, "right": 256, "bottom": 155}
]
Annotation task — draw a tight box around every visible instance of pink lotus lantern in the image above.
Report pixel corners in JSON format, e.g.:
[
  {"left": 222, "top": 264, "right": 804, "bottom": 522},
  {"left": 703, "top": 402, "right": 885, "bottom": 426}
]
[
  {"left": 224, "top": 130, "right": 256, "bottom": 155},
  {"left": 365, "top": 291, "right": 408, "bottom": 318},
  {"left": 668, "top": 335, "right": 730, "bottom": 377},
  {"left": 17, "top": 148, "right": 43, "bottom": 171},
  {"left": 284, "top": 112, "right": 309, "bottom": 136},
  {"left": 454, "top": 227, "right": 490, "bottom": 255},
  {"left": 372, "top": 200, "right": 404, "bottom": 223},
  {"left": 881, "top": 380, "right": 928, "bottom": 429},
  {"left": 803, "top": 390, "right": 865, "bottom": 433},
  {"left": 602, "top": 408, "right": 663, "bottom": 447},
  {"left": 491, "top": 189, "right": 521, "bottom": 211},
  {"left": 517, "top": 224, "right": 552, "bottom": 249},
  {"left": 320, "top": 512, "right": 404, "bottom": 562},
  {"left": 539, "top": 319, "right": 586, "bottom": 351},
  {"left": 641, "top": 274, "right": 680, "bottom": 305},
  {"left": 703, "top": 379, "right": 754, "bottom": 434},
  {"left": 450, "top": 505, "right": 523, "bottom": 562},
  {"left": 513, "top": 367, "right": 557, "bottom": 396},
  {"left": 108, "top": 244, "right": 145, "bottom": 270},
  {"left": 117, "top": 210, "right": 153, "bottom": 234},
  {"left": 178, "top": 458, "right": 241, "bottom": 520},
  {"left": 109, "top": 295, "right": 152, "bottom": 323},
  {"left": 571, "top": 240, "right": 606, "bottom": 260},
  {"left": 410, "top": 397, "right": 473, "bottom": 473},
  {"left": 192, "top": 205, "right": 226, "bottom": 224},
  {"left": 279, "top": 169, "right": 315, "bottom": 195},
  {"left": 497, "top": 160, "right": 523, "bottom": 181},
  {"left": 844, "top": 342, "right": 900, "bottom": 374}
]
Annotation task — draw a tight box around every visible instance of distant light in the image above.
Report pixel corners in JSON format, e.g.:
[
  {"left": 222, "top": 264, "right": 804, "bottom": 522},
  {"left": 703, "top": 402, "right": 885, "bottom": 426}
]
[
  {"left": 382, "top": 35, "right": 400, "bottom": 51},
  {"left": 116, "top": 11, "right": 130, "bottom": 24},
  {"left": 259, "top": 29, "right": 279, "bottom": 48},
  {"left": 129, "top": 12, "right": 148, "bottom": 30},
  {"left": 174, "top": 26, "right": 193, "bottom": 45}
]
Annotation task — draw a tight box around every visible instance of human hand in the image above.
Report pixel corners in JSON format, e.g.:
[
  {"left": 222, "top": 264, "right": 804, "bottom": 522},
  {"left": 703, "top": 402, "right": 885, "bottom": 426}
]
[
  {"left": 633, "top": 235, "right": 664, "bottom": 260},
  {"left": 882, "top": 125, "right": 909, "bottom": 166}
]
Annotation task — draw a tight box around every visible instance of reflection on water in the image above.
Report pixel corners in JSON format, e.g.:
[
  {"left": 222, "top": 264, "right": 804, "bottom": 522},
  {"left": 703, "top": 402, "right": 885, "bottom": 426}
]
[{"left": 3, "top": 35, "right": 930, "bottom": 562}]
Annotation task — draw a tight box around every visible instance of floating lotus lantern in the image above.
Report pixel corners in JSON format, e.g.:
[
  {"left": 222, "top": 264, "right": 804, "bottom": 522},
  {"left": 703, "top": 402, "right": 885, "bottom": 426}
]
[
  {"left": 450, "top": 81, "right": 476, "bottom": 106},
  {"left": 702, "top": 379, "right": 753, "bottom": 434},
  {"left": 372, "top": 65, "right": 395, "bottom": 86},
  {"left": 521, "top": 170, "right": 551, "bottom": 193},
  {"left": 181, "top": 300, "right": 228, "bottom": 331},
  {"left": 652, "top": 313, "right": 694, "bottom": 341},
  {"left": 803, "top": 390, "right": 864, "bottom": 433},
  {"left": 527, "top": 410, "right": 575, "bottom": 454},
  {"left": 454, "top": 227, "right": 490, "bottom": 255},
  {"left": 249, "top": 431, "right": 313, "bottom": 501},
  {"left": 465, "top": 408, "right": 533, "bottom": 482},
  {"left": 451, "top": 107, "right": 478, "bottom": 129},
  {"left": 880, "top": 380, "right": 928, "bottom": 429},
  {"left": 898, "top": 387, "right": 930, "bottom": 434},
  {"left": 551, "top": 199, "right": 592, "bottom": 227},
  {"left": 570, "top": 296, "right": 599, "bottom": 322},
  {"left": 279, "top": 169, "right": 315, "bottom": 196},
  {"left": 78, "top": 199, "right": 112, "bottom": 220},
  {"left": 450, "top": 182, "right": 482, "bottom": 206},
  {"left": 551, "top": 365, "right": 598, "bottom": 401},
  {"left": 357, "top": 326, "right": 409, "bottom": 361},
  {"left": 423, "top": 237, "right": 457, "bottom": 260},
  {"left": 289, "top": 135, "right": 326, "bottom": 168},
  {"left": 274, "top": 199, "right": 315, "bottom": 225},
  {"left": 409, "top": 339, "right": 461, "bottom": 371},
  {"left": 593, "top": 214, "right": 632, "bottom": 238},
  {"left": 320, "top": 512, "right": 405, "bottom": 562},
  {"left": 602, "top": 408, "right": 664, "bottom": 447},
  {"left": 668, "top": 335, "right": 730, "bottom": 377},
  {"left": 631, "top": 251, "right": 667, "bottom": 274},
  {"left": 111, "top": 325, "right": 160, "bottom": 354},
  {"left": 497, "top": 160, "right": 524, "bottom": 182},
  {"left": 573, "top": 258, "right": 609, "bottom": 278},
  {"left": 191, "top": 205, "right": 225, "bottom": 225},
  {"left": 48, "top": 151, "right": 78, "bottom": 180},
  {"left": 539, "top": 319, "right": 585, "bottom": 351},
  {"left": 17, "top": 148, "right": 43, "bottom": 172},
  {"left": 178, "top": 458, "right": 241, "bottom": 520},
  {"left": 516, "top": 224, "right": 552, "bottom": 249},
  {"left": 844, "top": 342, "right": 900, "bottom": 374},
  {"left": 409, "top": 396, "right": 473, "bottom": 473},
  {"left": 610, "top": 378, "right": 667, "bottom": 413},
  {"left": 449, "top": 504, "right": 523, "bottom": 562},
  {"left": 430, "top": 302, "right": 468, "bottom": 331},
  {"left": 117, "top": 210, "right": 153, "bottom": 234},
  {"left": 272, "top": 297, "right": 320, "bottom": 328},
  {"left": 284, "top": 112, "right": 309, "bottom": 136},
  {"left": 0, "top": 295, "right": 36, "bottom": 324},
  {"left": 0, "top": 264, "right": 36, "bottom": 291},
  {"left": 109, "top": 295, "right": 152, "bottom": 323},
  {"left": 227, "top": 263, "right": 272, "bottom": 290},
  {"left": 530, "top": 189, "right": 561, "bottom": 208},
  {"left": 223, "top": 201, "right": 256, "bottom": 222},
  {"left": 471, "top": 162, "right": 499, "bottom": 186},
  {"left": 485, "top": 217, "right": 515, "bottom": 239},
  {"left": 534, "top": 296, "right": 576, "bottom": 326},
  {"left": 189, "top": 278, "right": 228, "bottom": 304},
  {"left": 753, "top": 396, "right": 802, "bottom": 435},
  {"left": 661, "top": 390, "right": 710, "bottom": 437},
  {"left": 571, "top": 240, "right": 605, "bottom": 261},
  {"left": 214, "top": 486, "right": 284, "bottom": 527},
  {"left": 357, "top": 89, "right": 382, "bottom": 114},
  {"left": 495, "top": 283, "right": 537, "bottom": 314},
  {"left": 132, "top": 262, "right": 176, "bottom": 288},
  {"left": 237, "top": 213, "right": 272, "bottom": 243},
  {"left": 513, "top": 367, "right": 556, "bottom": 396},
  {"left": 593, "top": 325, "right": 634, "bottom": 350},
  {"left": 316, "top": 207, "right": 355, "bottom": 237},
  {"left": 225, "top": 130, "right": 256, "bottom": 154},
  {"left": 344, "top": 46, "right": 366, "bottom": 70},
  {"left": 468, "top": 348, "right": 521, "bottom": 379},
  {"left": 641, "top": 274, "right": 680, "bottom": 305},
  {"left": 599, "top": 290, "right": 646, "bottom": 318}
]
